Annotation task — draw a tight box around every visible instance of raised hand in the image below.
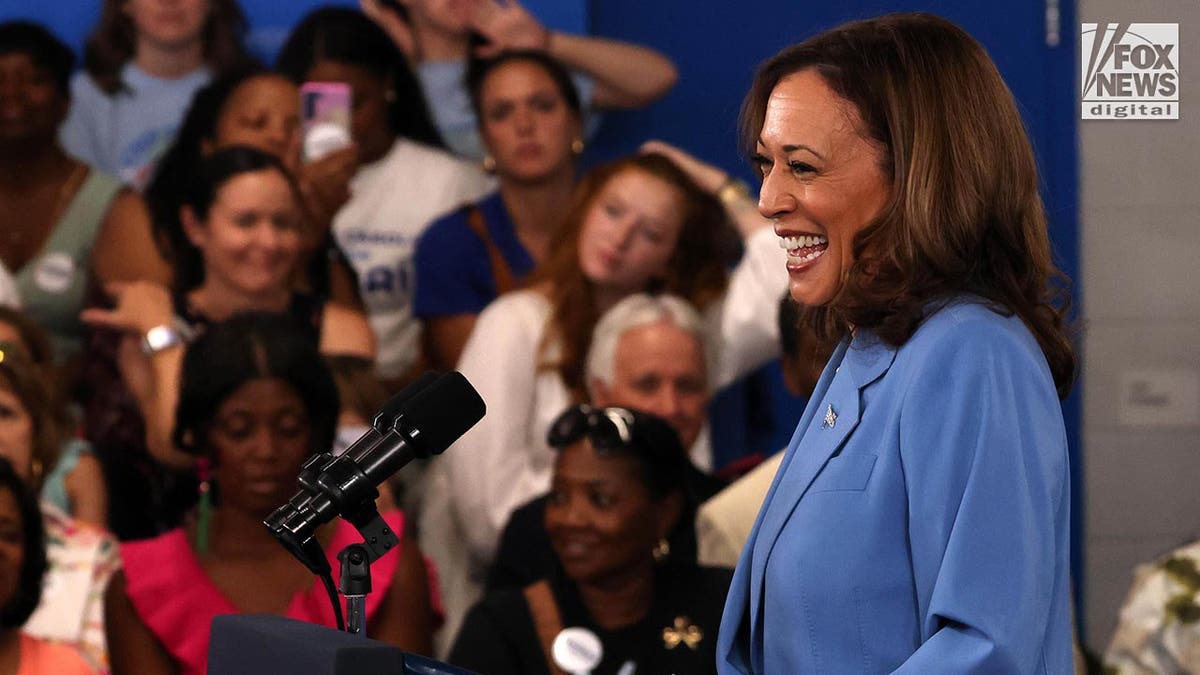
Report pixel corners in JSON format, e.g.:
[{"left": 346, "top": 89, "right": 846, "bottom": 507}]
[
  {"left": 297, "top": 146, "right": 358, "bottom": 245},
  {"left": 468, "top": 0, "right": 551, "bottom": 59},
  {"left": 80, "top": 281, "right": 175, "bottom": 335},
  {"left": 361, "top": 0, "right": 420, "bottom": 60},
  {"left": 640, "top": 140, "right": 729, "bottom": 194}
]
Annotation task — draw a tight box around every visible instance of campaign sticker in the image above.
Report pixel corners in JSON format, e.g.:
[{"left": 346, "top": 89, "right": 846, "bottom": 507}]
[
  {"left": 33, "top": 253, "right": 75, "bottom": 294},
  {"left": 552, "top": 627, "right": 603, "bottom": 674}
]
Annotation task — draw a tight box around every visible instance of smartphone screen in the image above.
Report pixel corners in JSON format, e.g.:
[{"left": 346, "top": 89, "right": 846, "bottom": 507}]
[{"left": 300, "top": 82, "right": 353, "bottom": 162}]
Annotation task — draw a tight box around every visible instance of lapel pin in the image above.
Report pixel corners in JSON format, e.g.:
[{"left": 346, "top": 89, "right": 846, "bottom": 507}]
[{"left": 822, "top": 404, "right": 837, "bottom": 429}]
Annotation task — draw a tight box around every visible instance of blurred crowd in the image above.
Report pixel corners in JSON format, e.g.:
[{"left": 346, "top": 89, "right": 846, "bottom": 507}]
[
  {"left": 0, "top": 1, "right": 1180, "bottom": 674},
  {"left": 0, "top": 1, "right": 820, "bottom": 673}
]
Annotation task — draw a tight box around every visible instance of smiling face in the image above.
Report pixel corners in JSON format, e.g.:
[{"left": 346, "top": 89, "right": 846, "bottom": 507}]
[
  {"left": 754, "top": 69, "right": 890, "bottom": 306},
  {"left": 478, "top": 59, "right": 579, "bottom": 184},
  {"left": 184, "top": 168, "right": 302, "bottom": 298},
  {"left": 208, "top": 75, "right": 302, "bottom": 170},
  {"left": 208, "top": 378, "right": 312, "bottom": 518},
  {"left": 576, "top": 168, "right": 684, "bottom": 297},
  {"left": 0, "top": 52, "right": 67, "bottom": 145},
  {"left": 545, "top": 440, "right": 667, "bottom": 585}
]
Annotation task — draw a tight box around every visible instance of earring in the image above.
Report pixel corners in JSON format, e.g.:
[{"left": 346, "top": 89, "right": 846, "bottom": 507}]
[
  {"left": 571, "top": 138, "right": 585, "bottom": 155},
  {"left": 30, "top": 458, "right": 43, "bottom": 486},
  {"left": 195, "top": 457, "right": 213, "bottom": 555},
  {"left": 384, "top": 89, "right": 397, "bottom": 103},
  {"left": 653, "top": 538, "right": 671, "bottom": 563},
  {"left": 482, "top": 155, "right": 497, "bottom": 173}
]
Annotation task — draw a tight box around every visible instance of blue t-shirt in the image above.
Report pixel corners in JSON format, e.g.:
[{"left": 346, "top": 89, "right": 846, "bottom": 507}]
[
  {"left": 413, "top": 191, "right": 536, "bottom": 319},
  {"left": 417, "top": 60, "right": 597, "bottom": 160},
  {"left": 61, "top": 64, "right": 211, "bottom": 189}
]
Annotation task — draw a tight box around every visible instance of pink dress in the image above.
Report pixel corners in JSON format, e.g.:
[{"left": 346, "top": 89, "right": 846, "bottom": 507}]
[{"left": 120, "top": 511, "right": 407, "bottom": 675}]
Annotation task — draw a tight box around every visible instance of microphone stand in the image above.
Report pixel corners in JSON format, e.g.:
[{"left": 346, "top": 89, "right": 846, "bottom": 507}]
[{"left": 335, "top": 502, "right": 399, "bottom": 636}]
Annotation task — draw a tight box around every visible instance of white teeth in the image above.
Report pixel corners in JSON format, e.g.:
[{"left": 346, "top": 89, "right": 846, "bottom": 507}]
[
  {"left": 777, "top": 234, "right": 829, "bottom": 250},
  {"left": 787, "top": 247, "right": 827, "bottom": 264}
]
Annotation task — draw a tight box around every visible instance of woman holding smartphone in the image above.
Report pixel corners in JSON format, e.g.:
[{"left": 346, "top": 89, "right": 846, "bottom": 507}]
[{"left": 278, "top": 7, "right": 494, "bottom": 387}]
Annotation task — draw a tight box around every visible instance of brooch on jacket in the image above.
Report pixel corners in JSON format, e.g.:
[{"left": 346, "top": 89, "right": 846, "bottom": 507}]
[
  {"left": 822, "top": 404, "right": 838, "bottom": 429},
  {"left": 662, "top": 616, "right": 703, "bottom": 650}
]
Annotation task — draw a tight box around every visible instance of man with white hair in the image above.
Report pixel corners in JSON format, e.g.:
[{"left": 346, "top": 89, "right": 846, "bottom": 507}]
[
  {"left": 486, "top": 293, "right": 726, "bottom": 590},
  {"left": 586, "top": 293, "right": 713, "bottom": 461}
]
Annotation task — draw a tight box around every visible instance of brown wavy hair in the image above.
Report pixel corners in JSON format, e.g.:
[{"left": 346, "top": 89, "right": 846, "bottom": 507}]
[
  {"left": 83, "top": 0, "right": 250, "bottom": 94},
  {"left": 529, "top": 153, "right": 733, "bottom": 396},
  {"left": 0, "top": 351, "right": 67, "bottom": 488},
  {"left": 741, "top": 13, "right": 1076, "bottom": 398}
]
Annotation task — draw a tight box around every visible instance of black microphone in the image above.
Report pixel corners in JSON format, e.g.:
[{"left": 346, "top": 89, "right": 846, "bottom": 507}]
[{"left": 265, "top": 371, "right": 485, "bottom": 569}]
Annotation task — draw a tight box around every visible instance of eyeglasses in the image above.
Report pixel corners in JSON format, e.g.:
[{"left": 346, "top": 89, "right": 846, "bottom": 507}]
[{"left": 547, "top": 404, "right": 639, "bottom": 452}]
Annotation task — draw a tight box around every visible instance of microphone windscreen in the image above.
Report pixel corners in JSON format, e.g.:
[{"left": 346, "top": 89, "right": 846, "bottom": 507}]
[
  {"left": 371, "top": 371, "right": 441, "bottom": 431},
  {"left": 394, "top": 371, "right": 485, "bottom": 457}
]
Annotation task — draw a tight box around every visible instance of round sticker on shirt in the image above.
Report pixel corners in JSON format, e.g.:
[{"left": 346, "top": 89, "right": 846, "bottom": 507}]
[
  {"left": 33, "top": 252, "right": 75, "bottom": 294},
  {"left": 552, "top": 627, "right": 603, "bottom": 674}
]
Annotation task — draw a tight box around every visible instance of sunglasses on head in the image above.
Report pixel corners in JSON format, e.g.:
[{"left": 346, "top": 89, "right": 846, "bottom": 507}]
[{"left": 547, "top": 404, "right": 639, "bottom": 452}]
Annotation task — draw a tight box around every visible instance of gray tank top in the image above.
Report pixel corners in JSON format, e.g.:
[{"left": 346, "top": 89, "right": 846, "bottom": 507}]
[{"left": 15, "top": 169, "right": 121, "bottom": 359}]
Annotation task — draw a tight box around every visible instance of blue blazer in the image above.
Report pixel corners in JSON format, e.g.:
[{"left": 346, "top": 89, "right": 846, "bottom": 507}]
[{"left": 717, "top": 299, "right": 1073, "bottom": 674}]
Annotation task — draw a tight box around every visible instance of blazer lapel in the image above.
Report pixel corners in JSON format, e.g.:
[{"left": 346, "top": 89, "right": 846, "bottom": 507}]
[
  {"left": 747, "top": 332, "right": 897, "bottom": 643},
  {"left": 720, "top": 338, "right": 849, "bottom": 672}
]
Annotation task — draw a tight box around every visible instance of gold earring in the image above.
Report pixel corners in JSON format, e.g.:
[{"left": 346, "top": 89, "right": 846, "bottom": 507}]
[
  {"left": 571, "top": 138, "right": 585, "bottom": 155},
  {"left": 482, "top": 155, "right": 497, "bottom": 173},
  {"left": 653, "top": 538, "right": 671, "bottom": 563}
]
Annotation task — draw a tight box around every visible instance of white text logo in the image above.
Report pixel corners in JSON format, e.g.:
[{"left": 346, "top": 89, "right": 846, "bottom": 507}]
[{"left": 1081, "top": 23, "right": 1179, "bottom": 120}]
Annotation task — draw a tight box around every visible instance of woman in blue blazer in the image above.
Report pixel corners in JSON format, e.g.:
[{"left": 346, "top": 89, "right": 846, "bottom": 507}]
[{"left": 717, "top": 13, "right": 1077, "bottom": 674}]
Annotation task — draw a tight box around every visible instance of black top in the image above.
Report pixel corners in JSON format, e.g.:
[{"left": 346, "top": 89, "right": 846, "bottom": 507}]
[
  {"left": 449, "top": 565, "right": 732, "bottom": 675},
  {"left": 486, "top": 463, "right": 726, "bottom": 592}
]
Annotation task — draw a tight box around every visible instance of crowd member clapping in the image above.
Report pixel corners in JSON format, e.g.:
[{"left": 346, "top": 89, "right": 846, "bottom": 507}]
[
  {"left": 488, "top": 294, "right": 725, "bottom": 593},
  {"left": 0, "top": 456, "right": 99, "bottom": 674},
  {"left": 0, "top": 22, "right": 122, "bottom": 362},
  {"left": 82, "top": 147, "right": 374, "bottom": 540},
  {"left": 0, "top": 348, "right": 117, "bottom": 672},
  {"left": 276, "top": 7, "right": 494, "bottom": 387},
  {"left": 61, "top": 0, "right": 251, "bottom": 188},
  {"left": 414, "top": 51, "right": 584, "bottom": 371},
  {"left": 105, "top": 313, "right": 435, "bottom": 675},
  {"left": 449, "top": 406, "right": 728, "bottom": 675},
  {"left": 361, "top": 0, "right": 677, "bottom": 160}
]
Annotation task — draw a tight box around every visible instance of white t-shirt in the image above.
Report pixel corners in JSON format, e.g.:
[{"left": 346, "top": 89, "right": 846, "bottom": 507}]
[
  {"left": 420, "top": 227, "right": 787, "bottom": 653},
  {"left": 60, "top": 64, "right": 211, "bottom": 189},
  {"left": 333, "top": 139, "right": 494, "bottom": 378}
]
